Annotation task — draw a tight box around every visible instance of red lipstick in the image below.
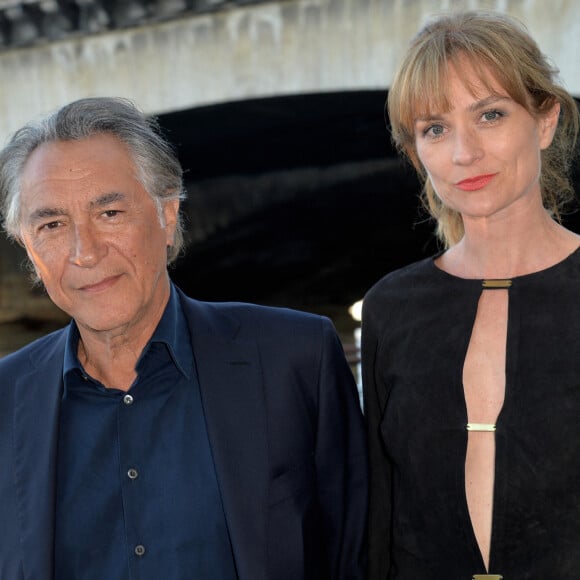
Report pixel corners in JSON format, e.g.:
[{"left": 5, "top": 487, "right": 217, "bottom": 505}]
[{"left": 456, "top": 173, "right": 497, "bottom": 191}]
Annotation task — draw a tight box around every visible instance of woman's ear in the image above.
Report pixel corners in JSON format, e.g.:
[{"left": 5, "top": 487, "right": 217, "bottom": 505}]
[{"left": 539, "top": 100, "right": 561, "bottom": 150}]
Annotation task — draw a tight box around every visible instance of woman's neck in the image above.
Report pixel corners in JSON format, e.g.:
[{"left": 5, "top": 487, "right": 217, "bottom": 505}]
[{"left": 437, "top": 209, "right": 580, "bottom": 279}]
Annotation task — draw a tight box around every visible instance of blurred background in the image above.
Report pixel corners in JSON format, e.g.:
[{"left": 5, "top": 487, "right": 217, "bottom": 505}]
[{"left": 1, "top": 0, "right": 579, "bottom": 386}]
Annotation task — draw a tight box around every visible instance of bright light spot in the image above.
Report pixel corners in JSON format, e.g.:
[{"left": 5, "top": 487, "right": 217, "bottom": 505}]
[{"left": 349, "top": 299, "right": 363, "bottom": 322}]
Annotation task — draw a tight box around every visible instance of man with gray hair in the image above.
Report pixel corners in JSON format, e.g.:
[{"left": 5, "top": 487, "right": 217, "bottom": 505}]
[{"left": 0, "top": 97, "right": 367, "bottom": 580}]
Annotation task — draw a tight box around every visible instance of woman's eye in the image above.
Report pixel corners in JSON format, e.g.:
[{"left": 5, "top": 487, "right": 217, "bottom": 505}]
[
  {"left": 425, "top": 124, "right": 445, "bottom": 137},
  {"left": 482, "top": 110, "right": 503, "bottom": 122}
]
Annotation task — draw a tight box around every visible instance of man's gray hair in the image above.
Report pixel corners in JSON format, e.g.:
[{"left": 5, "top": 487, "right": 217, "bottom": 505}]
[{"left": 0, "top": 96, "right": 186, "bottom": 263}]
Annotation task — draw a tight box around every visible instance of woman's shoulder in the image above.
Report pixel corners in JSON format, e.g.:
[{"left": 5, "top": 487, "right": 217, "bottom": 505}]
[
  {"left": 365, "top": 256, "right": 437, "bottom": 301},
  {"left": 361, "top": 256, "right": 444, "bottom": 332}
]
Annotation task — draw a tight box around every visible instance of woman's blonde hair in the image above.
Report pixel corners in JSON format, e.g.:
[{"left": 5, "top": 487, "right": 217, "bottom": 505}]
[{"left": 387, "top": 11, "right": 579, "bottom": 247}]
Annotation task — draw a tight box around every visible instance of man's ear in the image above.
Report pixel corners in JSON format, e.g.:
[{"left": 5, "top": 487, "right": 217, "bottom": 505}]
[{"left": 162, "top": 198, "right": 180, "bottom": 247}]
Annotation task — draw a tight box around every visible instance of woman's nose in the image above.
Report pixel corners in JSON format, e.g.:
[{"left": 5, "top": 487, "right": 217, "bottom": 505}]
[{"left": 451, "top": 128, "right": 483, "bottom": 165}]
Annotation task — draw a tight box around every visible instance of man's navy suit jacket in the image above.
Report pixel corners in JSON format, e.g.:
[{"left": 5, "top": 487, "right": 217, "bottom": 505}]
[{"left": 0, "top": 289, "right": 368, "bottom": 579}]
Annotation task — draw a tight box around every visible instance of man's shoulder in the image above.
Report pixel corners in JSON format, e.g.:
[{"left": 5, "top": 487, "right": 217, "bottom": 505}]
[
  {"left": 179, "top": 289, "right": 325, "bottom": 322},
  {"left": 208, "top": 300, "right": 325, "bottom": 324},
  {"left": 177, "top": 290, "right": 333, "bottom": 340}
]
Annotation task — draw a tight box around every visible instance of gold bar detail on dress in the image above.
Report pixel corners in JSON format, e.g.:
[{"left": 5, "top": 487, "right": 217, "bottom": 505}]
[
  {"left": 472, "top": 575, "right": 503, "bottom": 580},
  {"left": 466, "top": 423, "right": 496, "bottom": 432},
  {"left": 482, "top": 279, "right": 512, "bottom": 289}
]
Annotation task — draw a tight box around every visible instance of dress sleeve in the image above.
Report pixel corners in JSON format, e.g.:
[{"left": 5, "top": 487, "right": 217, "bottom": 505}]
[{"left": 362, "top": 298, "right": 393, "bottom": 580}]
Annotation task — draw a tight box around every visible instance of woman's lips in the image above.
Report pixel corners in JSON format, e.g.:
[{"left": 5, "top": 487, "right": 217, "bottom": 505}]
[{"left": 456, "top": 173, "right": 497, "bottom": 191}]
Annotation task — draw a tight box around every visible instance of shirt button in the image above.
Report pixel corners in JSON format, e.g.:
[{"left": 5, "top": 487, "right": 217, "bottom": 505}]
[
  {"left": 127, "top": 468, "right": 139, "bottom": 480},
  {"left": 123, "top": 394, "right": 134, "bottom": 405},
  {"left": 134, "top": 544, "right": 146, "bottom": 557}
]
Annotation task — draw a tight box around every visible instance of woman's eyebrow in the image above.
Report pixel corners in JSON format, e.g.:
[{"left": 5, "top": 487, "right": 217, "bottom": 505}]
[
  {"left": 414, "top": 95, "right": 511, "bottom": 123},
  {"left": 467, "top": 95, "right": 511, "bottom": 113}
]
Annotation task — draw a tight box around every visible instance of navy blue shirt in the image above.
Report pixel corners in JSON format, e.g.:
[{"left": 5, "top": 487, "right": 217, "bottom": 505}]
[{"left": 54, "top": 286, "right": 238, "bottom": 580}]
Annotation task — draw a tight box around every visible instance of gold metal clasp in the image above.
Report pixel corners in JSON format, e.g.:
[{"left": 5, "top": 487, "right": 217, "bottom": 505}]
[
  {"left": 482, "top": 279, "right": 512, "bottom": 289},
  {"left": 466, "top": 423, "right": 496, "bottom": 432},
  {"left": 473, "top": 575, "right": 503, "bottom": 580}
]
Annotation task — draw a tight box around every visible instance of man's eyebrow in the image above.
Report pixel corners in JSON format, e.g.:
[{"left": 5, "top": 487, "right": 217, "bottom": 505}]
[
  {"left": 27, "top": 192, "right": 126, "bottom": 225},
  {"left": 28, "top": 207, "right": 66, "bottom": 224},
  {"left": 89, "top": 192, "right": 126, "bottom": 208}
]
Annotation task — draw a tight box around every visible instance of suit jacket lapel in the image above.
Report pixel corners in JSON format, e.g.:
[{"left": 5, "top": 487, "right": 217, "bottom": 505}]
[
  {"left": 181, "top": 295, "right": 268, "bottom": 580},
  {"left": 13, "top": 331, "right": 65, "bottom": 580}
]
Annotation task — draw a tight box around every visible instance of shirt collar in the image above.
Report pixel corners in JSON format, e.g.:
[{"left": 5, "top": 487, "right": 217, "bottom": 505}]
[
  {"left": 63, "top": 320, "right": 83, "bottom": 381},
  {"left": 137, "top": 283, "right": 191, "bottom": 379},
  {"left": 62, "top": 283, "right": 192, "bottom": 391}
]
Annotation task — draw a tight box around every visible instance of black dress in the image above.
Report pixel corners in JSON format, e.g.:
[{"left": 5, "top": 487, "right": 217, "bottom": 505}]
[{"left": 362, "top": 247, "right": 580, "bottom": 580}]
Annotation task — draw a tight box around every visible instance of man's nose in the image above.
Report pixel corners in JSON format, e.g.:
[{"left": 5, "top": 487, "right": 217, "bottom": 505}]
[{"left": 68, "top": 223, "right": 106, "bottom": 267}]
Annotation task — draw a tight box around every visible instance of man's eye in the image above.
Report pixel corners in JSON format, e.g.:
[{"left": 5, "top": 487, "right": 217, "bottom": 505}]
[
  {"left": 103, "top": 210, "right": 120, "bottom": 218},
  {"left": 40, "top": 221, "right": 60, "bottom": 231}
]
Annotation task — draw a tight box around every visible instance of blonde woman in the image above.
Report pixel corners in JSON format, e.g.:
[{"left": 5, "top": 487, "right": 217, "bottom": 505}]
[{"left": 363, "top": 11, "right": 580, "bottom": 579}]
